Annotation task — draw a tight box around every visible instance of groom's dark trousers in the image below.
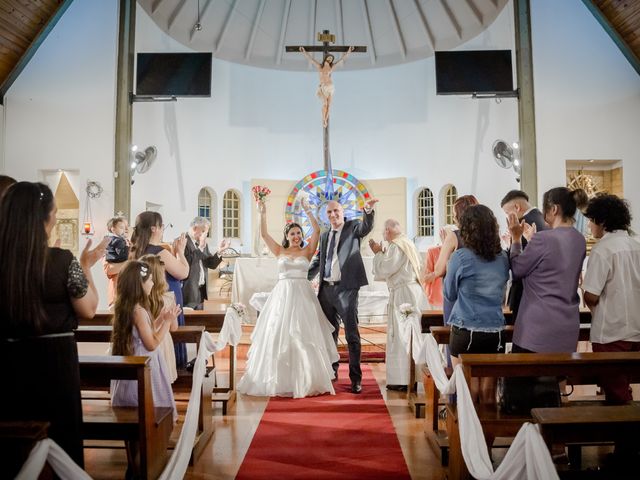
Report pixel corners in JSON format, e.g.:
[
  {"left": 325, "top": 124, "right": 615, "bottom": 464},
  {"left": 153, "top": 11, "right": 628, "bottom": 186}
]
[{"left": 318, "top": 285, "right": 361, "bottom": 383}]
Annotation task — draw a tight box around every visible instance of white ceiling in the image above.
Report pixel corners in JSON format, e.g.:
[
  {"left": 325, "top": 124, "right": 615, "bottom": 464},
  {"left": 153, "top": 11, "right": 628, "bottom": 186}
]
[{"left": 138, "top": 0, "right": 509, "bottom": 70}]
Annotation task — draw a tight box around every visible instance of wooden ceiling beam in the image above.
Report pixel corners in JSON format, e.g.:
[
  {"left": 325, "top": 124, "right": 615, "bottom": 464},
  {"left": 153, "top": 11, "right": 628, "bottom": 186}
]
[
  {"left": 0, "top": 0, "right": 73, "bottom": 103},
  {"left": 583, "top": 0, "right": 640, "bottom": 76}
]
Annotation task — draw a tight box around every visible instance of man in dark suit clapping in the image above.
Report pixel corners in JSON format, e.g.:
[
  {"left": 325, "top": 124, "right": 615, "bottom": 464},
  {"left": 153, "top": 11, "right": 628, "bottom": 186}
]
[
  {"left": 183, "top": 217, "right": 230, "bottom": 309},
  {"left": 501, "top": 190, "right": 548, "bottom": 323},
  {"left": 308, "top": 198, "right": 377, "bottom": 394}
]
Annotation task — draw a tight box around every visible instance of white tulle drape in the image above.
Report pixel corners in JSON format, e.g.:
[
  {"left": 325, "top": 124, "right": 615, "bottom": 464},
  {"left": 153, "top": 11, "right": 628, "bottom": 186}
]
[
  {"left": 418, "top": 333, "right": 559, "bottom": 480},
  {"left": 16, "top": 307, "right": 242, "bottom": 480}
]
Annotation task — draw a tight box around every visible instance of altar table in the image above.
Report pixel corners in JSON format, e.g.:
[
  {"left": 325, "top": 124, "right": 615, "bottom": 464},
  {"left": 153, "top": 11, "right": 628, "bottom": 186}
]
[{"left": 231, "top": 256, "right": 389, "bottom": 322}]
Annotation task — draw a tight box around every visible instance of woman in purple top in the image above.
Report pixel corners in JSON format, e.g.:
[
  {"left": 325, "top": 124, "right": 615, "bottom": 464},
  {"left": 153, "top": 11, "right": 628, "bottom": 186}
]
[{"left": 507, "top": 187, "right": 586, "bottom": 353}]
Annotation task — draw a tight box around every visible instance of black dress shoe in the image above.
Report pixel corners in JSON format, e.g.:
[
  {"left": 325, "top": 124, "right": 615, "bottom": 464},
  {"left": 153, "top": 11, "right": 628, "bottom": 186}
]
[
  {"left": 351, "top": 382, "right": 362, "bottom": 394},
  {"left": 386, "top": 384, "right": 408, "bottom": 392}
]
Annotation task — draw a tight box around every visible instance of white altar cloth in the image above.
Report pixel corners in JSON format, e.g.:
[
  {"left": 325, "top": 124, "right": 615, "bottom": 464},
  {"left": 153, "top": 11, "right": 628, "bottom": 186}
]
[
  {"left": 249, "top": 290, "right": 389, "bottom": 323},
  {"left": 232, "top": 256, "right": 388, "bottom": 322}
]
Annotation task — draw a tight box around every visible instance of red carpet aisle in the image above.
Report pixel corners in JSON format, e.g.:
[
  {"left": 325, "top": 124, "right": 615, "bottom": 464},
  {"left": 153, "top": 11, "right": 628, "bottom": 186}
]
[{"left": 235, "top": 365, "right": 411, "bottom": 479}]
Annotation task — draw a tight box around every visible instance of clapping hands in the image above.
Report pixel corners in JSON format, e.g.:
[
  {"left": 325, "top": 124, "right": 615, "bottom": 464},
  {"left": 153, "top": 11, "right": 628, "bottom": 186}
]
[
  {"left": 369, "top": 238, "right": 383, "bottom": 254},
  {"left": 81, "top": 236, "right": 109, "bottom": 269},
  {"left": 507, "top": 213, "right": 525, "bottom": 243},
  {"left": 218, "top": 238, "right": 231, "bottom": 252},
  {"left": 523, "top": 221, "right": 537, "bottom": 242},
  {"left": 173, "top": 233, "right": 187, "bottom": 254},
  {"left": 160, "top": 304, "right": 182, "bottom": 324}
]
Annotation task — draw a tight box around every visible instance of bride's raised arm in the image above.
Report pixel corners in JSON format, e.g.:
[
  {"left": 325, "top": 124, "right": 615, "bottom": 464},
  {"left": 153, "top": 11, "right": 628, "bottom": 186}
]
[
  {"left": 258, "top": 201, "right": 282, "bottom": 257},
  {"left": 303, "top": 201, "right": 320, "bottom": 259}
]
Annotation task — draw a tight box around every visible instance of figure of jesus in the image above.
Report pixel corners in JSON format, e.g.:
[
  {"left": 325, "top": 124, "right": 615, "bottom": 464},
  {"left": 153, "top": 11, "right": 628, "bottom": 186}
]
[{"left": 299, "top": 46, "right": 354, "bottom": 128}]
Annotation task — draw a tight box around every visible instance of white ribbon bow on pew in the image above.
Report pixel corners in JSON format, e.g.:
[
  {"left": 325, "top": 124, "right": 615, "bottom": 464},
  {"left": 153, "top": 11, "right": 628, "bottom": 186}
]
[{"left": 420, "top": 334, "right": 559, "bottom": 480}]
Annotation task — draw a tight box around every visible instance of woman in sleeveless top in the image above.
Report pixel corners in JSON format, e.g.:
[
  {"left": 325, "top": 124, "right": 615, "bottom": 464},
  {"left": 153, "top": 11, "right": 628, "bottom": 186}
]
[
  {"left": 238, "top": 198, "right": 338, "bottom": 398},
  {"left": 0, "top": 182, "right": 107, "bottom": 471}
]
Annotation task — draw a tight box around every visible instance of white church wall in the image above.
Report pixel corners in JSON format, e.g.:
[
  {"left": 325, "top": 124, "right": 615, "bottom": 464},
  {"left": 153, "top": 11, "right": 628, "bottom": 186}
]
[
  {"left": 2, "top": 0, "right": 639, "bottom": 310},
  {"left": 131, "top": 2, "right": 519, "bottom": 255},
  {"left": 2, "top": 0, "right": 119, "bottom": 306},
  {"left": 531, "top": 0, "right": 640, "bottom": 231}
]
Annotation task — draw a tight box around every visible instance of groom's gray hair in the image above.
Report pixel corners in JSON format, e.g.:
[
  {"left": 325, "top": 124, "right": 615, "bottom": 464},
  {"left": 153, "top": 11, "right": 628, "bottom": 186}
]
[{"left": 190, "top": 216, "right": 211, "bottom": 228}]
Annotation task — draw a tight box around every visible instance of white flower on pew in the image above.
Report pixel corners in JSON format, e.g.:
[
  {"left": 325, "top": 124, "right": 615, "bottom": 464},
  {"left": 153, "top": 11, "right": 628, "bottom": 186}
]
[
  {"left": 229, "top": 303, "right": 247, "bottom": 318},
  {"left": 398, "top": 303, "right": 415, "bottom": 320}
]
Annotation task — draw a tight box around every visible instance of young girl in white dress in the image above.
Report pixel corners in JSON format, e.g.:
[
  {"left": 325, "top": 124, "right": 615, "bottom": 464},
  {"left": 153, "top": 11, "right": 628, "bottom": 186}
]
[
  {"left": 238, "top": 199, "right": 339, "bottom": 398},
  {"left": 110, "top": 260, "right": 181, "bottom": 476}
]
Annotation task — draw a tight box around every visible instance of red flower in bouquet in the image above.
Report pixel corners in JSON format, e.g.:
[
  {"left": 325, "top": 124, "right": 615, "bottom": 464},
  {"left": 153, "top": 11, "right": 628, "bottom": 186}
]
[{"left": 252, "top": 185, "right": 271, "bottom": 203}]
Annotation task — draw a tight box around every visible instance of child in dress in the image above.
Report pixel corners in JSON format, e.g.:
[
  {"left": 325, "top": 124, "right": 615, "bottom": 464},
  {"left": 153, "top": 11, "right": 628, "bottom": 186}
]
[
  {"left": 140, "top": 254, "right": 179, "bottom": 383},
  {"left": 110, "top": 260, "right": 181, "bottom": 476}
]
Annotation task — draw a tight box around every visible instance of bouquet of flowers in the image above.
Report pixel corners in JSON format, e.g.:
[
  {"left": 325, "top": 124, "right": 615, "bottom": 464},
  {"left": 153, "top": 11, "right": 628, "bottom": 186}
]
[
  {"left": 398, "top": 303, "right": 415, "bottom": 320},
  {"left": 252, "top": 185, "right": 271, "bottom": 203}
]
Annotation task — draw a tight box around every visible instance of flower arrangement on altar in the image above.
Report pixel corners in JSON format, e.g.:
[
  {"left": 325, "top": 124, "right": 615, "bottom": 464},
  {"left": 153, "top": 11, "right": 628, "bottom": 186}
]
[
  {"left": 252, "top": 185, "right": 271, "bottom": 203},
  {"left": 398, "top": 303, "right": 416, "bottom": 320}
]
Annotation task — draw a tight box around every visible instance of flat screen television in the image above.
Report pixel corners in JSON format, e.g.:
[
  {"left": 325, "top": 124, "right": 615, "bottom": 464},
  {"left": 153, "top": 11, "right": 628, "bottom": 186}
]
[
  {"left": 136, "top": 52, "right": 212, "bottom": 97},
  {"left": 435, "top": 50, "right": 514, "bottom": 95}
]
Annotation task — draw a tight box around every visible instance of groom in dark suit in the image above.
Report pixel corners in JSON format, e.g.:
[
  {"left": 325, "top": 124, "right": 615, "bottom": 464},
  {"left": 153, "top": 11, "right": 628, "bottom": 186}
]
[{"left": 308, "top": 198, "right": 377, "bottom": 394}]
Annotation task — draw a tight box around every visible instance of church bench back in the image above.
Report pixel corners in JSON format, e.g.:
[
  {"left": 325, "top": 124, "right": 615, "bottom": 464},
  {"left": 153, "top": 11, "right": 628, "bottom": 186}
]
[{"left": 78, "top": 355, "right": 172, "bottom": 479}]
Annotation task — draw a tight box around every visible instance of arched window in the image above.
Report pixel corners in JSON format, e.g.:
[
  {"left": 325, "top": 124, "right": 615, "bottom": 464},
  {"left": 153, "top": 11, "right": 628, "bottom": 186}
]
[
  {"left": 222, "top": 190, "right": 241, "bottom": 238},
  {"left": 198, "top": 188, "right": 214, "bottom": 237},
  {"left": 416, "top": 188, "right": 434, "bottom": 237},
  {"left": 444, "top": 184, "right": 458, "bottom": 226}
]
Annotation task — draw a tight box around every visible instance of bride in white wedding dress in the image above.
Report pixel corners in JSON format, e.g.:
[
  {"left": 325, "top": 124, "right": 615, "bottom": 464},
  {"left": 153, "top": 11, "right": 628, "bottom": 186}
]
[{"left": 237, "top": 199, "right": 339, "bottom": 398}]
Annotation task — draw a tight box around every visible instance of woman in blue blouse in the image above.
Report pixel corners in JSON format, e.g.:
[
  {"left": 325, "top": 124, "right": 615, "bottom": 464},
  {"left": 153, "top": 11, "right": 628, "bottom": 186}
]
[{"left": 443, "top": 204, "right": 510, "bottom": 403}]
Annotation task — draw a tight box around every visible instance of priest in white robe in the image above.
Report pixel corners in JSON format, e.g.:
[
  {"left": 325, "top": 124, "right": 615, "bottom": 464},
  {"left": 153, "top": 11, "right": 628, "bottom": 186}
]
[{"left": 370, "top": 219, "right": 429, "bottom": 389}]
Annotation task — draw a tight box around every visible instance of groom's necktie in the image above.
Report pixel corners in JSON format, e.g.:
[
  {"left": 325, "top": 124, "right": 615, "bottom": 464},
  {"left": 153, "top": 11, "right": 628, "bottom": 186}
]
[{"left": 324, "top": 230, "right": 338, "bottom": 279}]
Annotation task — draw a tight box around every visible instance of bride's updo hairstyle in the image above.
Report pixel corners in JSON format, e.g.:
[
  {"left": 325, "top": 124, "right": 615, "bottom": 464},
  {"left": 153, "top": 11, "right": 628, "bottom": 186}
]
[{"left": 282, "top": 222, "right": 305, "bottom": 248}]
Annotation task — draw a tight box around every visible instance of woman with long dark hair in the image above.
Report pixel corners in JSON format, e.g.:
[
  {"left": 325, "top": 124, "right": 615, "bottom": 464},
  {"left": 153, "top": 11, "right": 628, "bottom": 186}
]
[
  {"left": 443, "top": 204, "right": 510, "bottom": 402},
  {"left": 237, "top": 198, "right": 339, "bottom": 398},
  {"left": 0, "top": 181, "right": 106, "bottom": 468},
  {"left": 130, "top": 211, "right": 189, "bottom": 366}
]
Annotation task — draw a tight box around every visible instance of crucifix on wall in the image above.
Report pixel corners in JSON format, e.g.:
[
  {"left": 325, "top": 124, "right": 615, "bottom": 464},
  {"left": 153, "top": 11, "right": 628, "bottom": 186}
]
[{"left": 286, "top": 30, "right": 366, "bottom": 172}]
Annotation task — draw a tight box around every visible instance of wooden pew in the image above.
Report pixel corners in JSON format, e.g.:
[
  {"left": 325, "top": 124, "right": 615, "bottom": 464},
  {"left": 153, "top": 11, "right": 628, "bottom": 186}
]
[
  {"left": 446, "top": 351, "right": 640, "bottom": 480},
  {"left": 80, "top": 310, "right": 236, "bottom": 415},
  {"left": 424, "top": 324, "right": 591, "bottom": 461},
  {"left": 532, "top": 404, "right": 640, "bottom": 469},
  {"left": 416, "top": 310, "right": 592, "bottom": 453},
  {"left": 79, "top": 355, "right": 173, "bottom": 480},
  {"left": 75, "top": 325, "right": 215, "bottom": 464}
]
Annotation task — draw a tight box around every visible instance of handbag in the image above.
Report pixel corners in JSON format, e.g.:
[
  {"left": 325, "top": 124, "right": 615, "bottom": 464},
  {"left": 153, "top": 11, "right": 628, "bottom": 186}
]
[{"left": 498, "top": 376, "right": 561, "bottom": 415}]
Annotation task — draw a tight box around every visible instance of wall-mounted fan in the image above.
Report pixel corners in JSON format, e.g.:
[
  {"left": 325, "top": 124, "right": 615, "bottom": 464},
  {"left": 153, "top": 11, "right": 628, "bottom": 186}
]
[
  {"left": 492, "top": 140, "right": 515, "bottom": 168},
  {"left": 132, "top": 146, "right": 157, "bottom": 174}
]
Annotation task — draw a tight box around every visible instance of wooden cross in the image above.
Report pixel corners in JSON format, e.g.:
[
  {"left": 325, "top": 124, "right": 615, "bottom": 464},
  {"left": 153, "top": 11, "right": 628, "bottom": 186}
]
[
  {"left": 286, "top": 31, "right": 366, "bottom": 175},
  {"left": 285, "top": 29, "right": 366, "bottom": 62}
]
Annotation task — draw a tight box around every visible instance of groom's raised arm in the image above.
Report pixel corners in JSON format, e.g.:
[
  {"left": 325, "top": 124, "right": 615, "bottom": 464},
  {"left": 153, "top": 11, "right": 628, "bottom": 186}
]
[{"left": 353, "top": 208, "right": 375, "bottom": 238}]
